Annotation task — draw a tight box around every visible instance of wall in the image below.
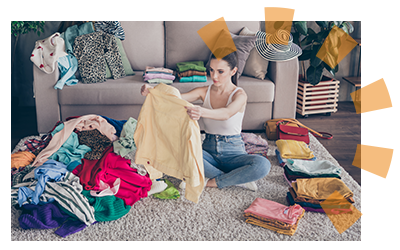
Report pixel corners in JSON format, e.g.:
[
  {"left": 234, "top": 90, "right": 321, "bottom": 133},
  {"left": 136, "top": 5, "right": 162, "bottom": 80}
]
[{"left": 11, "top": 21, "right": 61, "bottom": 107}]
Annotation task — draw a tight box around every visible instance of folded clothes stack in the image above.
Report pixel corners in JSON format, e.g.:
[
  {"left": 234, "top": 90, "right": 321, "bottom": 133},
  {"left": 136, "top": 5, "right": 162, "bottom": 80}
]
[
  {"left": 176, "top": 61, "right": 207, "bottom": 82},
  {"left": 143, "top": 66, "right": 175, "bottom": 84},
  {"left": 283, "top": 159, "right": 342, "bottom": 186},
  {"left": 244, "top": 197, "right": 305, "bottom": 236},
  {"left": 275, "top": 140, "right": 316, "bottom": 168},
  {"left": 287, "top": 177, "right": 354, "bottom": 214}
]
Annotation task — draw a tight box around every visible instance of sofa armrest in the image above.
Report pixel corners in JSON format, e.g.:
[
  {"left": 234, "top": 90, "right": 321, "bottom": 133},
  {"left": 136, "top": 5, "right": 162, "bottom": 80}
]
[
  {"left": 33, "top": 65, "right": 60, "bottom": 134},
  {"left": 266, "top": 58, "right": 299, "bottom": 119}
]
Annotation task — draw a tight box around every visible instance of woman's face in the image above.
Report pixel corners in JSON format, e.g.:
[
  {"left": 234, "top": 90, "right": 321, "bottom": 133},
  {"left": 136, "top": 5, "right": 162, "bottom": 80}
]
[{"left": 209, "top": 58, "right": 237, "bottom": 87}]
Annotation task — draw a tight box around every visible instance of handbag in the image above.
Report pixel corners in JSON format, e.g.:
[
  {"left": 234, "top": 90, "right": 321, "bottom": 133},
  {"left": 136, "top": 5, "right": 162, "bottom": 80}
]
[
  {"left": 276, "top": 119, "right": 333, "bottom": 144},
  {"left": 264, "top": 118, "right": 333, "bottom": 141},
  {"left": 276, "top": 120, "right": 310, "bottom": 144}
]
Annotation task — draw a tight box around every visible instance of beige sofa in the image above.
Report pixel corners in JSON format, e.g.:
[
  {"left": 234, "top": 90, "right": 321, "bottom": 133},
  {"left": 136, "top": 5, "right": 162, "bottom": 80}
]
[{"left": 33, "top": 21, "right": 299, "bottom": 134}]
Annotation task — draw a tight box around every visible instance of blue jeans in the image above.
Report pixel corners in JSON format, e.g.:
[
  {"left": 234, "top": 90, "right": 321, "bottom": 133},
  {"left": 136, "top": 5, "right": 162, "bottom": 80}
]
[{"left": 202, "top": 133, "right": 271, "bottom": 188}]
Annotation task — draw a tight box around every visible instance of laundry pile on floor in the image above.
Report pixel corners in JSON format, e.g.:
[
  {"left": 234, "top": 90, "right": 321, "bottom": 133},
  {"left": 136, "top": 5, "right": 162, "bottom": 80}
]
[{"left": 10, "top": 115, "right": 163, "bottom": 237}]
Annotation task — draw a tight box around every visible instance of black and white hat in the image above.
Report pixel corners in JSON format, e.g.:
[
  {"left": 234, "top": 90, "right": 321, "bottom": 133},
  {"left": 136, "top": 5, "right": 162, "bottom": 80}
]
[{"left": 255, "top": 29, "right": 302, "bottom": 61}]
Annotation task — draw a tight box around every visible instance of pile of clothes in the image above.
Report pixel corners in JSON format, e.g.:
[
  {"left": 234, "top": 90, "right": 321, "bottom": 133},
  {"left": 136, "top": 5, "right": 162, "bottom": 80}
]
[
  {"left": 244, "top": 197, "right": 305, "bottom": 236},
  {"left": 143, "top": 66, "right": 175, "bottom": 84},
  {"left": 286, "top": 177, "right": 354, "bottom": 214},
  {"left": 176, "top": 61, "right": 207, "bottom": 82},
  {"left": 10, "top": 115, "right": 161, "bottom": 237}
]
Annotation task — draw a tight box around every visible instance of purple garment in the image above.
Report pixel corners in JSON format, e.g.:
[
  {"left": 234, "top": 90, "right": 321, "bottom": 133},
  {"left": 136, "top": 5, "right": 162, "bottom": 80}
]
[
  {"left": 241, "top": 132, "right": 269, "bottom": 158},
  {"left": 18, "top": 202, "right": 89, "bottom": 238},
  {"left": 143, "top": 73, "right": 175, "bottom": 81}
]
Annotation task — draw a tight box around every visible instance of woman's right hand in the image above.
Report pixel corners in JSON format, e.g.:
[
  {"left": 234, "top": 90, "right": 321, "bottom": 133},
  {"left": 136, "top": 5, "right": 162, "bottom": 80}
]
[{"left": 140, "top": 84, "right": 153, "bottom": 96}]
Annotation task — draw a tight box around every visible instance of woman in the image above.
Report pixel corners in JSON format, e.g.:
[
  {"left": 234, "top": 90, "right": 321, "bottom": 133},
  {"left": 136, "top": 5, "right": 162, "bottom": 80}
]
[{"left": 141, "top": 51, "right": 270, "bottom": 191}]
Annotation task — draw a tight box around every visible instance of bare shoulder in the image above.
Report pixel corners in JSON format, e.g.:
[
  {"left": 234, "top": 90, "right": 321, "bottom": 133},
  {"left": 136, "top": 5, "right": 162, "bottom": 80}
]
[{"left": 232, "top": 87, "right": 247, "bottom": 100}]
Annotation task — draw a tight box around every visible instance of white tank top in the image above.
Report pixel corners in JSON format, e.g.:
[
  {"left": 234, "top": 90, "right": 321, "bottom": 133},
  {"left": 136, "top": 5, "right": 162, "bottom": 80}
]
[{"left": 202, "top": 84, "right": 245, "bottom": 135}]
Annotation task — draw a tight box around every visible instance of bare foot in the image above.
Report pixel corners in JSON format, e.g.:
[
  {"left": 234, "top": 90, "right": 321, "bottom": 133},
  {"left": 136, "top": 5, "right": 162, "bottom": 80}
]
[{"left": 206, "top": 178, "right": 218, "bottom": 188}]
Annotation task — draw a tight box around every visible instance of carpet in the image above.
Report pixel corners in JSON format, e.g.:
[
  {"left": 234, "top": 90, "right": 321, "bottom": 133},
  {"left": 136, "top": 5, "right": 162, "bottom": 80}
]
[{"left": 11, "top": 133, "right": 361, "bottom": 241}]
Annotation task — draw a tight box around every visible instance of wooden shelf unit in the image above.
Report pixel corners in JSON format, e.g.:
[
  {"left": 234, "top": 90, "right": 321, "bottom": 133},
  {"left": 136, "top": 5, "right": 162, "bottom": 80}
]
[{"left": 296, "top": 78, "right": 340, "bottom": 117}]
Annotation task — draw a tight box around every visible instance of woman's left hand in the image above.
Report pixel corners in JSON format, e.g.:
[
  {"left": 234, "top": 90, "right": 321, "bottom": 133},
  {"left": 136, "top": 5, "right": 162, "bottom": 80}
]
[{"left": 185, "top": 105, "right": 202, "bottom": 120}]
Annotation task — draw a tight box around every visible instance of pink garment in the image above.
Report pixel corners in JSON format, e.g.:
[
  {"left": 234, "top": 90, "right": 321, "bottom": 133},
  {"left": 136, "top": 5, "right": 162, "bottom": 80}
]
[
  {"left": 244, "top": 198, "right": 304, "bottom": 225},
  {"left": 143, "top": 73, "right": 175, "bottom": 81},
  {"left": 32, "top": 115, "right": 117, "bottom": 168},
  {"left": 145, "top": 66, "right": 173, "bottom": 74},
  {"left": 73, "top": 146, "right": 152, "bottom": 206}
]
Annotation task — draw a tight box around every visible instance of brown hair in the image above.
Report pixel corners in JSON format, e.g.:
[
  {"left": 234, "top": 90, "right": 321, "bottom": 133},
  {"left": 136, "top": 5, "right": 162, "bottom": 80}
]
[{"left": 210, "top": 49, "right": 239, "bottom": 85}]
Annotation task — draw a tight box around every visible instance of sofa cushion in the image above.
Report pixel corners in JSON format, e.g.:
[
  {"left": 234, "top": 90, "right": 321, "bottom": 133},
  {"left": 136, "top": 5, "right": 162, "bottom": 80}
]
[
  {"left": 165, "top": 21, "right": 260, "bottom": 70},
  {"left": 58, "top": 74, "right": 274, "bottom": 106},
  {"left": 119, "top": 21, "right": 165, "bottom": 71},
  {"left": 58, "top": 74, "right": 146, "bottom": 105}
]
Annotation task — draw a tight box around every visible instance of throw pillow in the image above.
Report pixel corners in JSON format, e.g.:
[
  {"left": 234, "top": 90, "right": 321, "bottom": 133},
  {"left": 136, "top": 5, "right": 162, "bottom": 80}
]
[
  {"left": 106, "top": 37, "right": 135, "bottom": 78},
  {"left": 206, "top": 29, "right": 256, "bottom": 78},
  {"left": 239, "top": 27, "right": 270, "bottom": 80}
]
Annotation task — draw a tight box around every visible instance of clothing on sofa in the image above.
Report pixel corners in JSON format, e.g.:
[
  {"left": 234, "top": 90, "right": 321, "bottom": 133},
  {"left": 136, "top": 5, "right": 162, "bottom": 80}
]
[
  {"left": 134, "top": 83, "right": 205, "bottom": 203},
  {"left": 145, "top": 66, "right": 174, "bottom": 74},
  {"left": 176, "top": 61, "right": 206, "bottom": 72},
  {"left": 73, "top": 31, "right": 126, "bottom": 83},
  {"left": 30, "top": 32, "right": 68, "bottom": 74},
  {"left": 54, "top": 54, "right": 78, "bottom": 90},
  {"left": 177, "top": 70, "right": 207, "bottom": 78},
  {"left": 179, "top": 75, "right": 207, "bottom": 82},
  {"left": 143, "top": 73, "right": 176, "bottom": 81},
  {"left": 60, "top": 22, "right": 95, "bottom": 55},
  {"left": 94, "top": 21, "right": 125, "bottom": 41}
]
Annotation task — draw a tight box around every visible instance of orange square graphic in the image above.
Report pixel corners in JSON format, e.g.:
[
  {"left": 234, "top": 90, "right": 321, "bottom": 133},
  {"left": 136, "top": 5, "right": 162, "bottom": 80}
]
[
  {"left": 353, "top": 144, "right": 393, "bottom": 178},
  {"left": 264, "top": 7, "right": 294, "bottom": 45},
  {"left": 320, "top": 191, "right": 362, "bottom": 234},
  {"left": 197, "top": 17, "right": 236, "bottom": 60},
  {"left": 317, "top": 25, "right": 358, "bottom": 69},
  {"left": 350, "top": 78, "right": 392, "bottom": 114}
]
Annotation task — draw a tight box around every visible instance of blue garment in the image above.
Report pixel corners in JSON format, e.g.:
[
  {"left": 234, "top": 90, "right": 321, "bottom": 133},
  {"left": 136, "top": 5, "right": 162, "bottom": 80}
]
[
  {"left": 101, "top": 115, "right": 127, "bottom": 137},
  {"left": 179, "top": 75, "right": 207, "bottom": 82},
  {"left": 49, "top": 131, "right": 91, "bottom": 166},
  {"left": 202, "top": 133, "right": 271, "bottom": 188},
  {"left": 55, "top": 54, "right": 78, "bottom": 90},
  {"left": 61, "top": 22, "right": 94, "bottom": 55},
  {"left": 18, "top": 160, "right": 67, "bottom": 206}
]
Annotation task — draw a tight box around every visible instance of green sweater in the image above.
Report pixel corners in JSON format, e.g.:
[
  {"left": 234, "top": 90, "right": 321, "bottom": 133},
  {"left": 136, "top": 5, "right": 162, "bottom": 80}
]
[{"left": 176, "top": 61, "right": 206, "bottom": 72}]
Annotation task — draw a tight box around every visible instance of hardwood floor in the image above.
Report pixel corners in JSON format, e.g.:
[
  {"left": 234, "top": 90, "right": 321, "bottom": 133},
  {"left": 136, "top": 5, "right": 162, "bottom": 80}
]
[
  {"left": 295, "top": 102, "right": 361, "bottom": 185},
  {"left": 11, "top": 101, "right": 361, "bottom": 186}
]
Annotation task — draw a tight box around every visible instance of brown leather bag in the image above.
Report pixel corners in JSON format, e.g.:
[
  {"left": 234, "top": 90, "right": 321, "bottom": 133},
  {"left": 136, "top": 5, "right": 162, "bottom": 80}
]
[{"left": 264, "top": 118, "right": 297, "bottom": 140}]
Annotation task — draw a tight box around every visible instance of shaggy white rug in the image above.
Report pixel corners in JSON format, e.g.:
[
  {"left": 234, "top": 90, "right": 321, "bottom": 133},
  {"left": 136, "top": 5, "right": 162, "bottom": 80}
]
[{"left": 11, "top": 133, "right": 361, "bottom": 241}]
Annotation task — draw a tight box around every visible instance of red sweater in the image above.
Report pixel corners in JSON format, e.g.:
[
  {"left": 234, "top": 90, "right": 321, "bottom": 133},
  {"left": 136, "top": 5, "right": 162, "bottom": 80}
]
[{"left": 73, "top": 146, "right": 152, "bottom": 206}]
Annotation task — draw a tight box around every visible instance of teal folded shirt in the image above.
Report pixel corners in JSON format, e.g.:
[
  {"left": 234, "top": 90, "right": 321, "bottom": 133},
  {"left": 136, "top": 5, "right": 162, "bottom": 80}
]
[{"left": 179, "top": 75, "right": 207, "bottom": 82}]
